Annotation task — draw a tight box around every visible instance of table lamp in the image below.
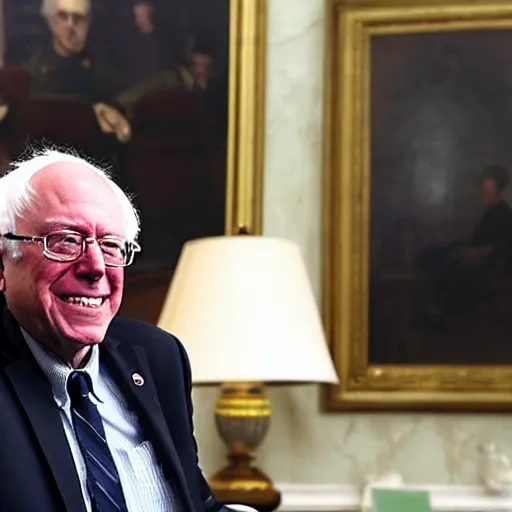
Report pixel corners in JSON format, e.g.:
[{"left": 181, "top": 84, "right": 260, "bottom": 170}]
[{"left": 157, "top": 236, "right": 339, "bottom": 511}]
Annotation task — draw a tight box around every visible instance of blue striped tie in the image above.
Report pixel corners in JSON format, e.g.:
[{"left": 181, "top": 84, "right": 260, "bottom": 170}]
[{"left": 67, "top": 371, "right": 128, "bottom": 512}]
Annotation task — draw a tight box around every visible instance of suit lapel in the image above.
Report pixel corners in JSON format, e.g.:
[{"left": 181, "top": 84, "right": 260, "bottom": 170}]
[
  {"left": 2, "top": 314, "right": 86, "bottom": 512},
  {"left": 103, "top": 338, "right": 197, "bottom": 512}
]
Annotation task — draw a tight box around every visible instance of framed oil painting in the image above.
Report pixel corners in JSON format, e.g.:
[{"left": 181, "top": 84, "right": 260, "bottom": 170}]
[
  {"left": 0, "top": 0, "right": 266, "bottom": 323},
  {"left": 323, "top": 0, "right": 512, "bottom": 411}
]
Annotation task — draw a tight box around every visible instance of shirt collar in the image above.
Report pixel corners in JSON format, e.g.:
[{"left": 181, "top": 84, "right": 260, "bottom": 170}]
[{"left": 22, "top": 328, "right": 100, "bottom": 410}]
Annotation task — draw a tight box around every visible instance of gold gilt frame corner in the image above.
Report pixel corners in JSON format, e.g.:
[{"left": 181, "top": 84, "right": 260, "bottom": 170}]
[{"left": 322, "top": 0, "right": 512, "bottom": 412}]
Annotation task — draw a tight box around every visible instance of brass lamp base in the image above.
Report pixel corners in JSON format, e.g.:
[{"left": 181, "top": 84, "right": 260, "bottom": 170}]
[
  {"left": 209, "top": 383, "right": 281, "bottom": 512},
  {"left": 210, "top": 454, "right": 281, "bottom": 512}
]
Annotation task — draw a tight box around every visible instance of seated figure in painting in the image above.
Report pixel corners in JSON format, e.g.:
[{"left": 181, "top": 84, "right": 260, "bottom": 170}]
[
  {"left": 422, "top": 164, "right": 512, "bottom": 316},
  {"left": 28, "top": 0, "right": 132, "bottom": 143},
  {"left": 462, "top": 165, "right": 512, "bottom": 268},
  {"left": 90, "top": 0, "right": 197, "bottom": 119},
  {"left": 106, "top": 0, "right": 175, "bottom": 88},
  {"left": 190, "top": 37, "right": 227, "bottom": 126}
]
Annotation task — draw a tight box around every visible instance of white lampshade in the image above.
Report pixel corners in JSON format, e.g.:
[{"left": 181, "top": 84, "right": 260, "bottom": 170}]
[{"left": 157, "top": 236, "right": 339, "bottom": 384}]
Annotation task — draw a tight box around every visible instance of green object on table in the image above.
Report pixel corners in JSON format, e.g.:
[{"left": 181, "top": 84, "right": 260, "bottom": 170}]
[{"left": 372, "top": 488, "right": 432, "bottom": 512}]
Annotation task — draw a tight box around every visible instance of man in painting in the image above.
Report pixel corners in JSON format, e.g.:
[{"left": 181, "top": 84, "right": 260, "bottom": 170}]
[
  {"left": 188, "top": 36, "right": 227, "bottom": 132},
  {"left": 455, "top": 165, "right": 512, "bottom": 268},
  {"left": 91, "top": 0, "right": 195, "bottom": 111},
  {"left": 107, "top": 0, "right": 166, "bottom": 88},
  {"left": 423, "top": 164, "right": 512, "bottom": 317},
  {"left": 191, "top": 42, "right": 214, "bottom": 113},
  {"left": 28, "top": 0, "right": 131, "bottom": 143}
]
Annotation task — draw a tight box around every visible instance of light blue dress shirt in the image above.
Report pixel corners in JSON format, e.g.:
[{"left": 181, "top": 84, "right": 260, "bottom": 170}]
[{"left": 23, "top": 331, "right": 175, "bottom": 512}]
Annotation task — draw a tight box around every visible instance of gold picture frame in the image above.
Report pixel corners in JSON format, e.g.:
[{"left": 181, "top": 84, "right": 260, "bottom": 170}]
[{"left": 322, "top": 0, "right": 512, "bottom": 411}]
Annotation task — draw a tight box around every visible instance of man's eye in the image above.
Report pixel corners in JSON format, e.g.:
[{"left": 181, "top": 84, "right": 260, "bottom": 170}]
[
  {"left": 100, "top": 240, "right": 125, "bottom": 255},
  {"left": 106, "top": 245, "right": 122, "bottom": 253},
  {"left": 63, "top": 236, "right": 81, "bottom": 245}
]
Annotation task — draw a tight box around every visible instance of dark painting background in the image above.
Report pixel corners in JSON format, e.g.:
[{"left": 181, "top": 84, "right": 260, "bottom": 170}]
[
  {"left": 0, "top": 0, "right": 229, "bottom": 279},
  {"left": 368, "top": 30, "right": 512, "bottom": 365}
]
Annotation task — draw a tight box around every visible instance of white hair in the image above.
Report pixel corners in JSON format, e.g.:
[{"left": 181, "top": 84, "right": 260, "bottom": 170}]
[
  {"left": 41, "top": 0, "right": 91, "bottom": 19},
  {"left": 0, "top": 149, "right": 140, "bottom": 254}
]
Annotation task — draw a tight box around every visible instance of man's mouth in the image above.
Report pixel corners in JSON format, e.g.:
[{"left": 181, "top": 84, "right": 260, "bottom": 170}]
[{"left": 58, "top": 295, "right": 107, "bottom": 308}]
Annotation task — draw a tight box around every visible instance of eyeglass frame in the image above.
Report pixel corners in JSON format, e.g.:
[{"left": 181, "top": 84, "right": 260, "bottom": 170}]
[{"left": 0, "top": 230, "right": 141, "bottom": 268}]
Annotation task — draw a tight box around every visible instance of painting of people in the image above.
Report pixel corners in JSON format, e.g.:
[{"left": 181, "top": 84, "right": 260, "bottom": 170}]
[
  {"left": 368, "top": 30, "right": 512, "bottom": 366},
  {"left": 0, "top": 0, "right": 229, "bottom": 278}
]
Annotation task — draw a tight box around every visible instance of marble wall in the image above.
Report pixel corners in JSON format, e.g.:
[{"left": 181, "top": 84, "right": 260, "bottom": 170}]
[{"left": 192, "top": 0, "right": 512, "bottom": 486}]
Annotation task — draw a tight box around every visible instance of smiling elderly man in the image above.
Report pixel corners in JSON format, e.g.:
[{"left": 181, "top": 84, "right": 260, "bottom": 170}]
[
  {"left": 0, "top": 149, "right": 242, "bottom": 512},
  {"left": 29, "top": 0, "right": 131, "bottom": 142}
]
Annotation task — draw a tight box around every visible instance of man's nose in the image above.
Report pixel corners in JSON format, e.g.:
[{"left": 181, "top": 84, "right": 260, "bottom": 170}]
[
  {"left": 63, "top": 14, "right": 75, "bottom": 27},
  {"left": 75, "top": 241, "right": 106, "bottom": 281}
]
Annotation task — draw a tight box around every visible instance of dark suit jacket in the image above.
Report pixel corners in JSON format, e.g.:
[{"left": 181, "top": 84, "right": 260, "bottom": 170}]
[
  {"left": 28, "top": 45, "right": 128, "bottom": 107},
  {"left": 0, "top": 308, "right": 226, "bottom": 512}
]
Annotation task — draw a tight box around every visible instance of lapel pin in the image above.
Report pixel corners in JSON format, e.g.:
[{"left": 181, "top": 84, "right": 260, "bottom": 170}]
[{"left": 132, "top": 372, "right": 145, "bottom": 386}]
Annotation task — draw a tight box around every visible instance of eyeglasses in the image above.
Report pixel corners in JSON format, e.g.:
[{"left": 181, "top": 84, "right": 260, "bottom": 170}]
[{"left": 1, "top": 230, "right": 141, "bottom": 267}]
